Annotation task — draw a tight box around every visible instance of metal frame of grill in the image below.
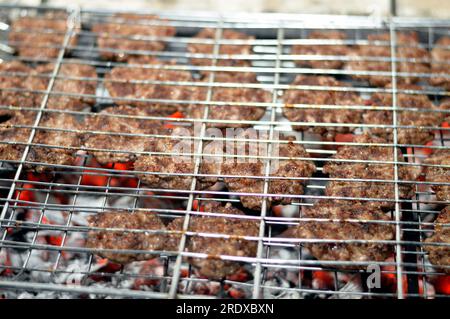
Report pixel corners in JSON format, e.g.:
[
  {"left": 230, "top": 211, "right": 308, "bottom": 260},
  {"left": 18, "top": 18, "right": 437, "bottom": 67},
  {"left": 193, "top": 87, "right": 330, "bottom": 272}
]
[{"left": 0, "top": 3, "right": 448, "bottom": 299}]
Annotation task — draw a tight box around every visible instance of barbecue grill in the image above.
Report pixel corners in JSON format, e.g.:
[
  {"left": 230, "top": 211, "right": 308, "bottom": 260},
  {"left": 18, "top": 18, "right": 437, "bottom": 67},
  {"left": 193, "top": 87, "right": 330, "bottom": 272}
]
[{"left": 0, "top": 3, "right": 449, "bottom": 299}]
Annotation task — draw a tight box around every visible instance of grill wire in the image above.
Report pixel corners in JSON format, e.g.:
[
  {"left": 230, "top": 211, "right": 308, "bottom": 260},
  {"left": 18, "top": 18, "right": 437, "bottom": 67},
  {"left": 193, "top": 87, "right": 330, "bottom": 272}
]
[{"left": 0, "top": 4, "right": 448, "bottom": 299}]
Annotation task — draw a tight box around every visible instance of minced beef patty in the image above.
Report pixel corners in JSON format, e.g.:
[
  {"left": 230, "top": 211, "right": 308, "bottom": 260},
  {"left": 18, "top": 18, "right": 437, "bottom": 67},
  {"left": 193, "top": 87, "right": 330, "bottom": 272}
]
[
  {"left": 92, "top": 13, "right": 176, "bottom": 62},
  {"left": 363, "top": 84, "right": 439, "bottom": 145},
  {"left": 430, "top": 37, "right": 450, "bottom": 90},
  {"left": 84, "top": 105, "right": 166, "bottom": 164},
  {"left": 187, "top": 72, "right": 270, "bottom": 128},
  {"left": 292, "top": 200, "right": 395, "bottom": 269},
  {"left": 282, "top": 75, "right": 363, "bottom": 140},
  {"left": 105, "top": 56, "right": 196, "bottom": 115},
  {"left": 187, "top": 28, "right": 254, "bottom": 73},
  {"left": 166, "top": 202, "right": 259, "bottom": 279},
  {"left": 345, "top": 32, "right": 430, "bottom": 87},
  {"left": 0, "top": 60, "right": 97, "bottom": 111},
  {"left": 86, "top": 210, "right": 166, "bottom": 264},
  {"left": 424, "top": 149, "right": 450, "bottom": 203},
  {"left": 425, "top": 206, "right": 449, "bottom": 274},
  {"left": 291, "top": 31, "right": 349, "bottom": 70},
  {"left": 323, "top": 133, "right": 421, "bottom": 210},
  {"left": 0, "top": 110, "right": 83, "bottom": 172},
  {"left": 223, "top": 133, "right": 316, "bottom": 210},
  {"left": 8, "top": 12, "right": 78, "bottom": 59},
  {"left": 134, "top": 127, "right": 222, "bottom": 190}
]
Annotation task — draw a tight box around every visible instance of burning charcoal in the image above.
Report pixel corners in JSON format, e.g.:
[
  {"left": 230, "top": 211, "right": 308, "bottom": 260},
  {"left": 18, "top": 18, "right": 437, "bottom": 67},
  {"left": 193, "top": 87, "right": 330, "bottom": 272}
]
[
  {"left": 425, "top": 207, "right": 450, "bottom": 274},
  {"left": 291, "top": 200, "right": 395, "bottom": 270},
  {"left": 86, "top": 210, "right": 166, "bottom": 264},
  {"left": 166, "top": 202, "right": 259, "bottom": 279}
]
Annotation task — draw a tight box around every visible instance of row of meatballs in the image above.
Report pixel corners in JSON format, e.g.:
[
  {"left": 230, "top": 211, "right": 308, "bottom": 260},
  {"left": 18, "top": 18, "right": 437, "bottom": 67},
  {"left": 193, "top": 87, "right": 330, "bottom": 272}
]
[{"left": 87, "top": 201, "right": 449, "bottom": 280}]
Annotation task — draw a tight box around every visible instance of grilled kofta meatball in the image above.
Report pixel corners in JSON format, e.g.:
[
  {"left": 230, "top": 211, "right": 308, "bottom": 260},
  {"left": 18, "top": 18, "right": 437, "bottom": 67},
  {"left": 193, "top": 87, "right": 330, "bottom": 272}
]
[
  {"left": 223, "top": 134, "right": 316, "bottom": 210},
  {"left": 323, "top": 133, "right": 421, "bottom": 210},
  {"left": 92, "top": 14, "right": 176, "bottom": 62},
  {"left": 166, "top": 202, "right": 259, "bottom": 279},
  {"left": 0, "top": 61, "right": 97, "bottom": 111},
  {"left": 187, "top": 72, "right": 270, "bottom": 128},
  {"left": 345, "top": 32, "right": 430, "bottom": 87},
  {"left": 425, "top": 206, "right": 450, "bottom": 274},
  {"left": 282, "top": 75, "right": 363, "bottom": 140},
  {"left": 86, "top": 210, "right": 166, "bottom": 264},
  {"left": 84, "top": 105, "right": 166, "bottom": 164},
  {"left": 424, "top": 149, "right": 450, "bottom": 203},
  {"left": 187, "top": 28, "right": 254, "bottom": 73},
  {"left": 105, "top": 56, "right": 196, "bottom": 115},
  {"left": 8, "top": 12, "right": 78, "bottom": 59},
  {"left": 134, "top": 127, "right": 222, "bottom": 190},
  {"left": 291, "top": 31, "right": 349, "bottom": 70},
  {"left": 430, "top": 37, "right": 450, "bottom": 90},
  {"left": 0, "top": 109, "right": 33, "bottom": 163},
  {"left": 27, "top": 113, "right": 84, "bottom": 172},
  {"left": 363, "top": 84, "right": 439, "bottom": 145},
  {"left": 292, "top": 200, "right": 395, "bottom": 269},
  {"left": 0, "top": 110, "right": 83, "bottom": 172}
]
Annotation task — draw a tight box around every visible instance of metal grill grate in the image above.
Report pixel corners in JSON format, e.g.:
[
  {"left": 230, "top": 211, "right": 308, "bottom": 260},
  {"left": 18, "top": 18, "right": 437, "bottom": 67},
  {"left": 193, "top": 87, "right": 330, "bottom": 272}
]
[{"left": 0, "top": 4, "right": 448, "bottom": 299}]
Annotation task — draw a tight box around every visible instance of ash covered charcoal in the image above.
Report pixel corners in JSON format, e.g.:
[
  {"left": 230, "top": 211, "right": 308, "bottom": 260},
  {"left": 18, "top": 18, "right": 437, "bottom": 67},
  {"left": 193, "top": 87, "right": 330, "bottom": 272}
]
[
  {"left": 344, "top": 32, "right": 430, "bottom": 87},
  {"left": 8, "top": 12, "right": 78, "bottom": 59},
  {"left": 363, "top": 84, "right": 439, "bottom": 145},
  {"left": 86, "top": 210, "right": 166, "bottom": 264},
  {"left": 223, "top": 133, "right": 316, "bottom": 210},
  {"left": 92, "top": 13, "right": 176, "bottom": 62},
  {"left": 425, "top": 206, "right": 450, "bottom": 274},
  {"left": 187, "top": 28, "right": 254, "bottom": 74},
  {"left": 84, "top": 105, "right": 166, "bottom": 164},
  {"left": 0, "top": 60, "right": 97, "bottom": 111},
  {"left": 291, "top": 31, "right": 349, "bottom": 70},
  {"left": 134, "top": 127, "right": 222, "bottom": 190},
  {"left": 105, "top": 56, "right": 198, "bottom": 115},
  {"left": 187, "top": 72, "right": 270, "bottom": 128},
  {"left": 165, "top": 202, "right": 259, "bottom": 279},
  {"left": 292, "top": 200, "right": 395, "bottom": 269},
  {"left": 424, "top": 149, "right": 450, "bottom": 203},
  {"left": 282, "top": 75, "right": 363, "bottom": 140},
  {"left": 430, "top": 36, "right": 450, "bottom": 90},
  {"left": 323, "top": 133, "right": 421, "bottom": 210}
]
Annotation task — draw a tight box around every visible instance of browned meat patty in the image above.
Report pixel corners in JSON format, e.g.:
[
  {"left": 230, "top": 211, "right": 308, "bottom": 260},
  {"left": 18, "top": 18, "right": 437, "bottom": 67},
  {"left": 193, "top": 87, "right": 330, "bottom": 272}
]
[
  {"left": 440, "top": 98, "right": 450, "bottom": 123},
  {"left": 223, "top": 134, "right": 316, "bottom": 210},
  {"left": 0, "top": 110, "right": 83, "bottom": 172},
  {"left": 345, "top": 32, "right": 430, "bottom": 87},
  {"left": 105, "top": 56, "right": 196, "bottom": 115},
  {"left": 0, "top": 60, "right": 97, "bottom": 111},
  {"left": 282, "top": 75, "right": 363, "bottom": 140},
  {"left": 323, "top": 133, "right": 421, "bottom": 210},
  {"left": 363, "top": 84, "right": 439, "bottom": 145},
  {"left": 292, "top": 200, "right": 395, "bottom": 269},
  {"left": 425, "top": 206, "right": 449, "bottom": 274},
  {"left": 187, "top": 28, "right": 254, "bottom": 73},
  {"left": 8, "top": 12, "right": 78, "bottom": 59},
  {"left": 187, "top": 72, "right": 269, "bottom": 128},
  {"left": 166, "top": 202, "right": 259, "bottom": 279},
  {"left": 424, "top": 149, "right": 450, "bottom": 203},
  {"left": 86, "top": 210, "right": 166, "bottom": 264},
  {"left": 134, "top": 127, "right": 222, "bottom": 190},
  {"left": 92, "top": 14, "right": 176, "bottom": 62},
  {"left": 291, "top": 31, "right": 349, "bottom": 70},
  {"left": 84, "top": 105, "right": 166, "bottom": 164},
  {"left": 430, "top": 37, "right": 450, "bottom": 90}
]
